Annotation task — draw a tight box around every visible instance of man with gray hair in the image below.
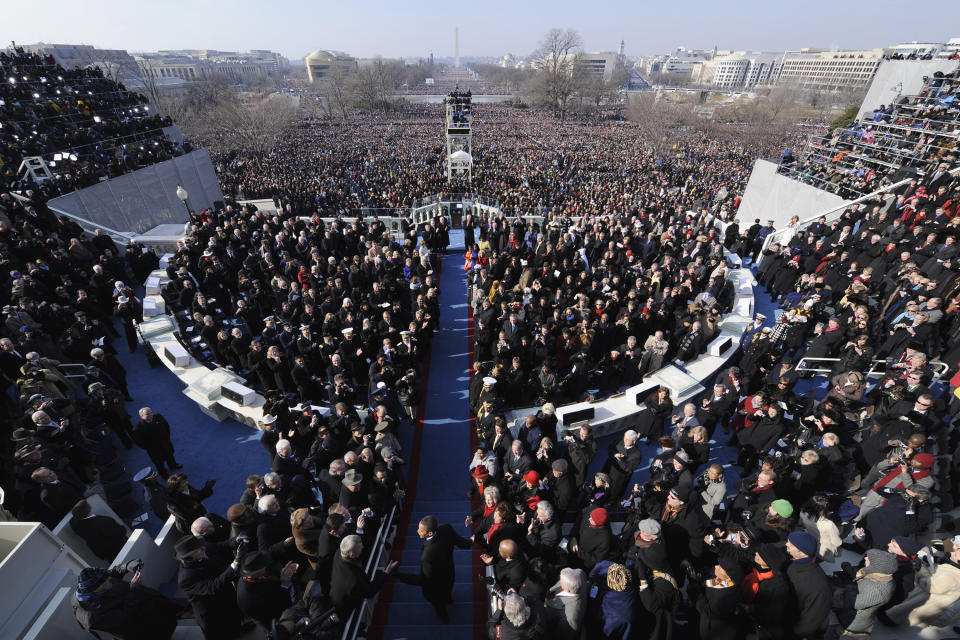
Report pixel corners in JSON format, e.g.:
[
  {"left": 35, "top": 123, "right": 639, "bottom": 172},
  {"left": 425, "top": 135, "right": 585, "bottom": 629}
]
[
  {"left": 329, "top": 534, "right": 398, "bottom": 618},
  {"left": 543, "top": 567, "right": 587, "bottom": 640},
  {"left": 255, "top": 494, "right": 286, "bottom": 551},
  {"left": 191, "top": 516, "right": 213, "bottom": 538},
  {"left": 604, "top": 429, "right": 643, "bottom": 501},
  {"left": 317, "top": 458, "right": 346, "bottom": 505},
  {"left": 670, "top": 402, "right": 700, "bottom": 441},
  {"left": 491, "top": 592, "right": 538, "bottom": 637},
  {"left": 526, "top": 499, "right": 561, "bottom": 562}
]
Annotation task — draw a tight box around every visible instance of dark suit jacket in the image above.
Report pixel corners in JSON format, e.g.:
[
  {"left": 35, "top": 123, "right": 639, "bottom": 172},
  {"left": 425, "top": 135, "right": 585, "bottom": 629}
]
[
  {"left": 177, "top": 544, "right": 242, "bottom": 637},
  {"left": 132, "top": 414, "right": 174, "bottom": 455},
  {"left": 70, "top": 514, "right": 127, "bottom": 561},
  {"left": 0, "top": 350, "right": 25, "bottom": 380},
  {"left": 550, "top": 472, "right": 578, "bottom": 515},
  {"left": 41, "top": 480, "right": 84, "bottom": 520},
  {"left": 494, "top": 556, "right": 528, "bottom": 591},
  {"left": 397, "top": 524, "right": 472, "bottom": 602},
  {"left": 329, "top": 553, "right": 389, "bottom": 616}
]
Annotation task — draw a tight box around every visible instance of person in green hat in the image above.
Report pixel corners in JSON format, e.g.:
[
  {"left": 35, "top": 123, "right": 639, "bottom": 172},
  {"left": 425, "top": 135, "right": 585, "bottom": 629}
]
[{"left": 746, "top": 498, "right": 795, "bottom": 543}]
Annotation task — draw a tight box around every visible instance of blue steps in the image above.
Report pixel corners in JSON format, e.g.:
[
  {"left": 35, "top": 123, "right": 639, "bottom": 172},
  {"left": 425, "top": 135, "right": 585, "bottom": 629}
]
[{"left": 380, "top": 232, "right": 478, "bottom": 638}]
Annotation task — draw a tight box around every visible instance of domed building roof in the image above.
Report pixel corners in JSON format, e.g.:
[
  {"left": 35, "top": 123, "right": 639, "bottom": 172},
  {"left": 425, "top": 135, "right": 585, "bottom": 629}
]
[{"left": 305, "top": 50, "right": 336, "bottom": 62}]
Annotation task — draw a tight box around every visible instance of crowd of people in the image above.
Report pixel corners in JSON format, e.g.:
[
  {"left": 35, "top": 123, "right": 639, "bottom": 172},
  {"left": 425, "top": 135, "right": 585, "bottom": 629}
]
[
  {"left": 213, "top": 102, "right": 768, "bottom": 221},
  {"left": 454, "top": 70, "right": 960, "bottom": 640},
  {"left": 0, "top": 47, "right": 188, "bottom": 200},
  {"left": 0, "top": 185, "right": 448, "bottom": 637},
  {"left": 465, "top": 206, "right": 736, "bottom": 409},
  {"left": 1, "top": 48, "right": 960, "bottom": 640},
  {"left": 778, "top": 66, "right": 958, "bottom": 199}
]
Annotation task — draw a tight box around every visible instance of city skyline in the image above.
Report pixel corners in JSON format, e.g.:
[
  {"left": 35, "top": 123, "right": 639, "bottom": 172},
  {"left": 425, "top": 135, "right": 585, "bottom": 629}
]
[{"left": 3, "top": 0, "right": 959, "bottom": 62}]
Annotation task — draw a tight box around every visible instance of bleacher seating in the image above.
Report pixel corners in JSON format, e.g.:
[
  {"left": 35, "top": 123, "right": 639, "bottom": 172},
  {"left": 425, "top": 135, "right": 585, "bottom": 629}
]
[
  {"left": 0, "top": 48, "right": 188, "bottom": 199},
  {"left": 777, "top": 65, "right": 959, "bottom": 198}
]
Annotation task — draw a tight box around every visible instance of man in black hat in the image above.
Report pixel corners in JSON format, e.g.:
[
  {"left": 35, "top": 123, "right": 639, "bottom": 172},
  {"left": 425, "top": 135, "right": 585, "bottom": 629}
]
[
  {"left": 175, "top": 534, "right": 246, "bottom": 640},
  {"left": 235, "top": 551, "right": 300, "bottom": 632}
]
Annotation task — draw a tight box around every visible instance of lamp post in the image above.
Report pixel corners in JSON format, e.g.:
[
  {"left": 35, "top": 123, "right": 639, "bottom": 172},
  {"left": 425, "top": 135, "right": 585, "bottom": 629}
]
[{"left": 175, "top": 184, "right": 190, "bottom": 218}]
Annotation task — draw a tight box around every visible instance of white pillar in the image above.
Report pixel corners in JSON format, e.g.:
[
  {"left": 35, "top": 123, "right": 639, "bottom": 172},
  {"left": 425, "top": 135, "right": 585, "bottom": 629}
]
[{"left": 455, "top": 26, "right": 460, "bottom": 68}]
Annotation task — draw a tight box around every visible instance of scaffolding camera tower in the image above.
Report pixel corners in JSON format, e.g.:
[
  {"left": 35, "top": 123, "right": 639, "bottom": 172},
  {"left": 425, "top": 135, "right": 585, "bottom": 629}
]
[{"left": 444, "top": 88, "right": 472, "bottom": 183}]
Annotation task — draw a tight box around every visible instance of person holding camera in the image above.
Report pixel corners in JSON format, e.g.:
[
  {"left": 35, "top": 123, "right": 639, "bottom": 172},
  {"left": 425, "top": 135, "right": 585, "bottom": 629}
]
[
  {"left": 73, "top": 562, "right": 181, "bottom": 640},
  {"left": 856, "top": 452, "right": 935, "bottom": 522},
  {"left": 693, "top": 463, "right": 727, "bottom": 520},
  {"left": 489, "top": 591, "right": 543, "bottom": 640},
  {"left": 175, "top": 534, "right": 246, "bottom": 640}
]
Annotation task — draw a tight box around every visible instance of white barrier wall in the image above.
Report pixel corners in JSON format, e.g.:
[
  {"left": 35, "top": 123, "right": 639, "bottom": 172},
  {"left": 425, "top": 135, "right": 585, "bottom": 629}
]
[
  {"left": 735, "top": 159, "right": 850, "bottom": 230},
  {"left": 48, "top": 149, "right": 224, "bottom": 234},
  {"left": 0, "top": 522, "right": 87, "bottom": 640}
]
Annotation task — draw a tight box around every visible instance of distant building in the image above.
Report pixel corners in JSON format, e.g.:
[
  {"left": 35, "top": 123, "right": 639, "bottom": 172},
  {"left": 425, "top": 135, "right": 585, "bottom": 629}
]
[
  {"left": 576, "top": 52, "right": 621, "bottom": 81},
  {"left": 776, "top": 48, "right": 885, "bottom": 91},
  {"left": 304, "top": 50, "right": 357, "bottom": 83},
  {"left": 711, "top": 52, "right": 784, "bottom": 89},
  {"left": 19, "top": 43, "right": 140, "bottom": 80},
  {"left": 135, "top": 49, "right": 287, "bottom": 86},
  {"left": 662, "top": 48, "right": 711, "bottom": 76}
]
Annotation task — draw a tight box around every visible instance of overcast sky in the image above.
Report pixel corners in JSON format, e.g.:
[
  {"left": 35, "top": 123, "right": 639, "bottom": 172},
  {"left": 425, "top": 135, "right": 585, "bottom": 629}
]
[{"left": 3, "top": 0, "right": 959, "bottom": 62}]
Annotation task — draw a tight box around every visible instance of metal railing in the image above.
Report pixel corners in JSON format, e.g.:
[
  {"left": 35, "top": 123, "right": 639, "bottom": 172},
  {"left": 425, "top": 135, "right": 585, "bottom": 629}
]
[
  {"left": 760, "top": 167, "right": 946, "bottom": 254},
  {"left": 795, "top": 356, "right": 949, "bottom": 383},
  {"left": 340, "top": 502, "right": 399, "bottom": 640}
]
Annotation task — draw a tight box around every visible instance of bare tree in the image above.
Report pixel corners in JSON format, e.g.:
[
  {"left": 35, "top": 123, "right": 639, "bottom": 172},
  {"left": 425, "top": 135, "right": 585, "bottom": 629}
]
[
  {"left": 531, "top": 28, "right": 582, "bottom": 119},
  {"left": 317, "top": 63, "right": 351, "bottom": 121},
  {"left": 208, "top": 94, "right": 299, "bottom": 156},
  {"left": 627, "top": 92, "right": 696, "bottom": 156},
  {"left": 347, "top": 57, "right": 403, "bottom": 112}
]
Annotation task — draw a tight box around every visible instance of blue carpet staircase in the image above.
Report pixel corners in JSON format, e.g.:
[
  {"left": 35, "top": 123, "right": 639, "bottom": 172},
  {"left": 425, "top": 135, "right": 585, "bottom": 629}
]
[{"left": 379, "top": 229, "right": 477, "bottom": 639}]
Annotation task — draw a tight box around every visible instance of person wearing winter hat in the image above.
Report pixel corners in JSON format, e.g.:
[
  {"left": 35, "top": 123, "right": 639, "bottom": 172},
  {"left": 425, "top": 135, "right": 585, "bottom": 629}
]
[
  {"left": 770, "top": 498, "right": 793, "bottom": 519},
  {"left": 569, "top": 507, "right": 613, "bottom": 572},
  {"left": 695, "top": 553, "right": 745, "bottom": 640},
  {"left": 523, "top": 470, "right": 541, "bottom": 487},
  {"left": 515, "top": 469, "right": 545, "bottom": 516},
  {"left": 785, "top": 530, "right": 832, "bottom": 639},
  {"left": 856, "top": 450, "right": 936, "bottom": 521},
  {"left": 744, "top": 498, "right": 795, "bottom": 543},
  {"left": 883, "top": 535, "right": 920, "bottom": 612},
  {"left": 742, "top": 543, "right": 791, "bottom": 639},
  {"left": 836, "top": 549, "right": 898, "bottom": 636},
  {"left": 72, "top": 563, "right": 181, "bottom": 639}
]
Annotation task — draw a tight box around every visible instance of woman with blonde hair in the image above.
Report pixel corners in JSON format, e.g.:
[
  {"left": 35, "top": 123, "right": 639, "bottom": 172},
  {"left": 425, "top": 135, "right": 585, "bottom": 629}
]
[
  {"left": 597, "top": 563, "right": 637, "bottom": 639},
  {"left": 682, "top": 425, "right": 711, "bottom": 469}
]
